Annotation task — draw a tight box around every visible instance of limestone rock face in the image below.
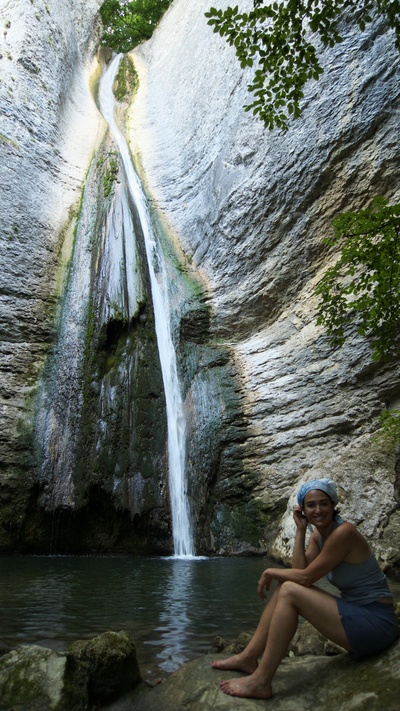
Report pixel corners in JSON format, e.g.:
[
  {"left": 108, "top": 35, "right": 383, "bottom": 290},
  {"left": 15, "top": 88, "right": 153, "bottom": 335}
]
[
  {"left": 1, "top": 0, "right": 400, "bottom": 561},
  {"left": 129, "top": 0, "right": 400, "bottom": 563},
  {"left": 0, "top": 0, "right": 104, "bottom": 543}
]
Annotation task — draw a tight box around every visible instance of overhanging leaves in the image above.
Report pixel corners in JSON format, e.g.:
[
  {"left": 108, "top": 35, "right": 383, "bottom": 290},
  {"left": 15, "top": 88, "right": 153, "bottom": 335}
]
[
  {"left": 315, "top": 197, "right": 400, "bottom": 361},
  {"left": 205, "top": 1, "right": 400, "bottom": 131}
]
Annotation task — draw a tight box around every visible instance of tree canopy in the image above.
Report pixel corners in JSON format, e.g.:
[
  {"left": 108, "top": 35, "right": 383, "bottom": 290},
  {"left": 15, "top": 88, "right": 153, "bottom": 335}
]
[
  {"left": 315, "top": 197, "right": 400, "bottom": 361},
  {"left": 205, "top": 1, "right": 400, "bottom": 131},
  {"left": 100, "top": 0, "right": 173, "bottom": 53}
]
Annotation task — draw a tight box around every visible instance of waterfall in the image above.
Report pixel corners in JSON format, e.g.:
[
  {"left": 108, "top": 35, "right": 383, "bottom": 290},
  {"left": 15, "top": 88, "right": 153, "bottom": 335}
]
[{"left": 99, "top": 55, "right": 194, "bottom": 558}]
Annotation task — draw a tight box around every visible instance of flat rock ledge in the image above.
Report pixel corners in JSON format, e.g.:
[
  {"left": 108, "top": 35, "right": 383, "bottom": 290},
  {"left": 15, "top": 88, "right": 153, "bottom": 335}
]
[{"left": 130, "top": 642, "right": 400, "bottom": 711}]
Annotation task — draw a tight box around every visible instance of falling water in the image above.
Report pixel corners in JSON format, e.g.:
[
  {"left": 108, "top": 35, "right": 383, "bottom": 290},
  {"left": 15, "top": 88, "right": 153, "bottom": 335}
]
[{"left": 99, "top": 55, "right": 194, "bottom": 557}]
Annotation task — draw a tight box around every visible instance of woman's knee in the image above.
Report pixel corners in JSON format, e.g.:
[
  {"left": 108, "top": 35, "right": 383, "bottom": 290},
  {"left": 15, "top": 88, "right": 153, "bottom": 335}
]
[{"left": 278, "top": 580, "right": 303, "bottom": 602}]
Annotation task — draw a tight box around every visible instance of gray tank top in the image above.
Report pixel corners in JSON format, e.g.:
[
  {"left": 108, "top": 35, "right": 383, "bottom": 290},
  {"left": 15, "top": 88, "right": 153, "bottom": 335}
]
[{"left": 318, "top": 518, "right": 392, "bottom": 605}]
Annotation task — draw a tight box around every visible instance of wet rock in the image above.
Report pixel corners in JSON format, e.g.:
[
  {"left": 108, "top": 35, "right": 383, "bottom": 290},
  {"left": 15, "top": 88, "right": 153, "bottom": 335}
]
[{"left": 0, "top": 0, "right": 104, "bottom": 549}]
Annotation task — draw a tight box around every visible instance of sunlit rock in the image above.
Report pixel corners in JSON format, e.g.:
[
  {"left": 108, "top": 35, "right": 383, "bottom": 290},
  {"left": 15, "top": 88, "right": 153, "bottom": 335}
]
[{"left": 129, "top": 0, "right": 400, "bottom": 562}]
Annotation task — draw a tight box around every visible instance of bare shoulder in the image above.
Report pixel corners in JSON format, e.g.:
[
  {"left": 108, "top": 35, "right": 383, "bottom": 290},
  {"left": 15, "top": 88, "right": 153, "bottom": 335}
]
[
  {"left": 331, "top": 521, "right": 371, "bottom": 560},
  {"left": 331, "top": 522, "right": 360, "bottom": 541}
]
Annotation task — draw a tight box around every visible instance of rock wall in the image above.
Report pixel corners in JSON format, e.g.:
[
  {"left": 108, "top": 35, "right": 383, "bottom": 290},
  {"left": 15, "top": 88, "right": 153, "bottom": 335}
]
[
  {"left": 129, "top": 0, "right": 400, "bottom": 566},
  {"left": 0, "top": 0, "right": 103, "bottom": 547},
  {"left": 1, "top": 0, "right": 400, "bottom": 565},
  {"left": 0, "top": 0, "right": 251, "bottom": 555}
]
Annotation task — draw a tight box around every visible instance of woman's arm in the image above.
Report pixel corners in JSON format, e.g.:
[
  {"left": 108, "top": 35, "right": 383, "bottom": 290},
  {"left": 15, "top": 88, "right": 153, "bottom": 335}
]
[
  {"left": 292, "top": 506, "right": 320, "bottom": 568},
  {"left": 258, "top": 523, "right": 354, "bottom": 599}
]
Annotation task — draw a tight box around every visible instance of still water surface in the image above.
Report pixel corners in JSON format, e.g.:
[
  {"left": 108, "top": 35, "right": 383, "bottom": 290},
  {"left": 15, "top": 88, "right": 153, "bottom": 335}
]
[
  {"left": 2, "top": 556, "right": 398, "bottom": 683},
  {"left": 0, "top": 556, "right": 267, "bottom": 681}
]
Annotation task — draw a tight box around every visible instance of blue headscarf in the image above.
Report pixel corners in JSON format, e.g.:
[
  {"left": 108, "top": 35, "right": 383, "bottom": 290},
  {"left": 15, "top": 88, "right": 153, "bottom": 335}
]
[{"left": 297, "top": 478, "right": 339, "bottom": 507}]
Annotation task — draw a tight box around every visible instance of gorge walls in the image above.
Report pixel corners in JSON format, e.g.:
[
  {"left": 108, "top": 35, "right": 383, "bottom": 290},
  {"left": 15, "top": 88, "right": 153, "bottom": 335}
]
[
  {"left": 0, "top": 0, "right": 104, "bottom": 549},
  {"left": 0, "top": 0, "right": 250, "bottom": 555},
  {"left": 129, "top": 0, "right": 400, "bottom": 566},
  {"left": 0, "top": 0, "right": 399, "bottom": 565}
]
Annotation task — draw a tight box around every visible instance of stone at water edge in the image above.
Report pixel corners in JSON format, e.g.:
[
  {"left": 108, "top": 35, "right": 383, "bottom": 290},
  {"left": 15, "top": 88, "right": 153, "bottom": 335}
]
[
  {"left": 68, "top": 630, "right": 142, "bottom": 705},
  {"left": 0, "top": 630, "right": 142, "bottom": 710},
  {"left": 0, "top": 645, "right": 87, "bottom": 710},
  {"left": 130, "top": 641, "right": 400, "bottom": 711}
]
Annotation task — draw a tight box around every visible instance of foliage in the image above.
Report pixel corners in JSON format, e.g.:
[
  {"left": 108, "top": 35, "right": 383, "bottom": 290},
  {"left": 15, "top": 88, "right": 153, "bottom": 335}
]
[
  {"left": 113, "top": 55, "right": 139, "bottom": 101},
  {"left": 103, "top": 153, "right": 119, "bottom": 196},
  {"left": 100, "top": 0, "right": 173, "bottom": 53},
  {"left": 376, "top": 408, "right": 400, "bottom": 444},
  {"left": 205, "top": 1, "right": 400, "bottom": 131},
  {"left": 315, "top": 197, "right": 400, "bottom": 361}
]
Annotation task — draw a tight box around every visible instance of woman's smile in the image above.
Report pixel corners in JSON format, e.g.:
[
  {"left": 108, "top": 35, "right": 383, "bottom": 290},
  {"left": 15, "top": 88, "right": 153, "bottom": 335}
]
[{"left": 303, "top": 490, "right": 334, "bottom": 527}]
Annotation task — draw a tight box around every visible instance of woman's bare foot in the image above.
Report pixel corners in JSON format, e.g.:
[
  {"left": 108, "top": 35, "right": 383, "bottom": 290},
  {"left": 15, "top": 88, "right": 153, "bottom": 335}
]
[
  {"left": 211, "top": 652, "right": 258, "bottom": 675},
  {"left": 219, "top": 674, "right": 272, "bottom": 699}
]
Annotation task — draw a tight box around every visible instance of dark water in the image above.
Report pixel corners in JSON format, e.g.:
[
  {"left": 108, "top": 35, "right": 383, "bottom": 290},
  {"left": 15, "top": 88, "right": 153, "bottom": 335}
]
[
  {"left": 0, "top": 556, "right": 268, "bottom": 681},
  {"left": 1, "top": 555, "right": 398, "bottom": 684}
]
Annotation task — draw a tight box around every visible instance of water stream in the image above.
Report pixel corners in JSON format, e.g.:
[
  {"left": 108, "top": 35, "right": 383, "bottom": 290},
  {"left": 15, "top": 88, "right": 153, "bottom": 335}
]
[{"left": 98, "top": 55, "right": 194, "bottom": 557}]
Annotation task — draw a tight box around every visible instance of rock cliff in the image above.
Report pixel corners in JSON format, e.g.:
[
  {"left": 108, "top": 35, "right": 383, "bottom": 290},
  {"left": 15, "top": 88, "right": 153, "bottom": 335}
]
[
  {"left": 129, "top": 0, "right": 400, "bottom": 566},
  {"left": 0, "top": 0, "right": 399, "bottom": 564},
  {"left": 0, "top": 0, "right": 104, "bottom": 546}
]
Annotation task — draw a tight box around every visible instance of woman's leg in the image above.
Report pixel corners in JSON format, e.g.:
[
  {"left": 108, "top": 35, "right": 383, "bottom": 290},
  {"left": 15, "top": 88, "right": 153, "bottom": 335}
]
[
  {"left": 219, "top": 581, "right": 351, "bottom": 699},
  {"left": 211, "top": 584, "right": 282, "bottom": 673}
]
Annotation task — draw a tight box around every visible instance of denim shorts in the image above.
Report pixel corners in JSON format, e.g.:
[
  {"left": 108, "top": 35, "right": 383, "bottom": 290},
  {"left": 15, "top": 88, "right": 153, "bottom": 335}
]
[{"left": 336, "top": 599, "right": 399, "bottom": 660}]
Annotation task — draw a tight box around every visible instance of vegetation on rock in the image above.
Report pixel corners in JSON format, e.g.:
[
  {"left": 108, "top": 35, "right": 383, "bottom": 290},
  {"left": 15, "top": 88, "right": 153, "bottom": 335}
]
[
  {"left": 113, "top": 54, "right": 139, "bottom": 100},
  {"left": 315, "top": 197, "right": 400, "bottom": 441},
  {"left": 316, "top": 197, "right": 400, "bottom": 363}
]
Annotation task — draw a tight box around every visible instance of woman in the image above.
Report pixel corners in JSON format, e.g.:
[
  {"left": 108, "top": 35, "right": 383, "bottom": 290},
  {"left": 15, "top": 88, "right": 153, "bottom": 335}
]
[{"left": 212, "top": 477, "right": 399, "bottom": 700}]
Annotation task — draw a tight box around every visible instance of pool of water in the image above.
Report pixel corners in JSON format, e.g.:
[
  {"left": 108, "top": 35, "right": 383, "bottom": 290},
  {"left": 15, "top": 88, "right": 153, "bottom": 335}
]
[
  {"left": 0, "top": 555, "right": 268, "bottom": 681},
  {"left": 1, "top": 555, "right": 398, "bottom": 684}
]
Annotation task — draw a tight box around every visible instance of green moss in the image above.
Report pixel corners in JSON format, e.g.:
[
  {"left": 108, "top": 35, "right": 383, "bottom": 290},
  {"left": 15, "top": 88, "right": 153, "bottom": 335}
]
[
  {"left": 212, "top": 499, "right": 269, "bottom": 551},
  {"left": 0, "top": 132, "right": 20, "bottom": 151},
  {"left": 103, "top": 152, "right": 119, "bottom": 196},
  {"left": 113, "top": 55, "right": 139, "bottom": 102}
]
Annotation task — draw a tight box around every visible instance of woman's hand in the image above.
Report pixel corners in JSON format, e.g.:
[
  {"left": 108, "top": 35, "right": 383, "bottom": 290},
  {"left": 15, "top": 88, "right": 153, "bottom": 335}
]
[
  {"left": 257, "top": 569, "right": 273, "bottom": 600},
  {"left": 293, "top": 505, "right": 308, "bottom": 531}
]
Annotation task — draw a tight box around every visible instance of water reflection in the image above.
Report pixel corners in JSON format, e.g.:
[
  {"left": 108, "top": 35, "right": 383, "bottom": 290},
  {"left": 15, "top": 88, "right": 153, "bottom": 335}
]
[{"left": 147, "top": 559, "right": 195, "bottom": 671}]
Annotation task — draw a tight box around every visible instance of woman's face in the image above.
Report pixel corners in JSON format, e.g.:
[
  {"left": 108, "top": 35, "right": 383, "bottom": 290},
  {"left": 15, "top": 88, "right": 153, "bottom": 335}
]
[{"left": 303, "top": 489, "right": 334, "bottom": 527}]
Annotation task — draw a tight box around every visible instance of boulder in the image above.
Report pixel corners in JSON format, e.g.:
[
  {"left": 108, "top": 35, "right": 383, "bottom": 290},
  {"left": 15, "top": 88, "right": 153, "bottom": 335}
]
[
  {"left": 68, "top": 630, "right": 141, "bottom": 705},
  {"left": 0, "top": 631, "right": 141, "bottom": 710},
  {"left": 0, "top": 645, "right": 85, "bottom": 711}
]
